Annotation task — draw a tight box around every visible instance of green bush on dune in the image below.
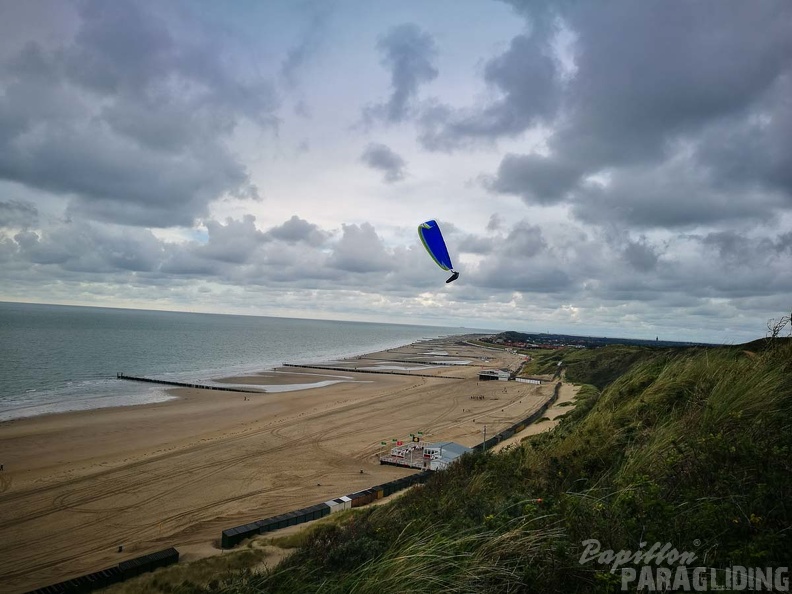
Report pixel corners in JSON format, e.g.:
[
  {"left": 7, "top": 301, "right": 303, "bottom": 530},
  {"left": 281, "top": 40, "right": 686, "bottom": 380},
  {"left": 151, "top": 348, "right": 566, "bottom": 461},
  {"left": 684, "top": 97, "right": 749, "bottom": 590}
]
[{"left": 147, "top": 334, "right": 791, "bottom": 593}]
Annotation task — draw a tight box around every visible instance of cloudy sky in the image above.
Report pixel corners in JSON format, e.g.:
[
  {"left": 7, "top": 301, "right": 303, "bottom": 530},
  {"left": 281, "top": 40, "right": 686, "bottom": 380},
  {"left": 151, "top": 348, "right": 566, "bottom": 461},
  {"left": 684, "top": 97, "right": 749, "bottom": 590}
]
[{"left": 1, "top": 0, "right": 791, "bottom": 342}]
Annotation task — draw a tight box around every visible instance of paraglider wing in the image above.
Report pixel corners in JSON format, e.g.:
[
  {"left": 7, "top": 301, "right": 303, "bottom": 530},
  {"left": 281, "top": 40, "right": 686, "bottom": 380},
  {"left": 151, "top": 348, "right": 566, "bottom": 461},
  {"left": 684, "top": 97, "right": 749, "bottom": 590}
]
[{"left": 418, "top": 220, "right": 459, "bottom": 283}]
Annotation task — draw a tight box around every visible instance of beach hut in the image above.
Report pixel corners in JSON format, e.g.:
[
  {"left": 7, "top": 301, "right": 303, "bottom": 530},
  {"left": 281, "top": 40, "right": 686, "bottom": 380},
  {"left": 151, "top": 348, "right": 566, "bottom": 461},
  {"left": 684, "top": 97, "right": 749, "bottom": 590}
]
[
  {"left": 325, "top": 499, "right": 345, "bottom": 514},
  {"left": 349, "top": 490, "right": 376, "bottom": 507}
]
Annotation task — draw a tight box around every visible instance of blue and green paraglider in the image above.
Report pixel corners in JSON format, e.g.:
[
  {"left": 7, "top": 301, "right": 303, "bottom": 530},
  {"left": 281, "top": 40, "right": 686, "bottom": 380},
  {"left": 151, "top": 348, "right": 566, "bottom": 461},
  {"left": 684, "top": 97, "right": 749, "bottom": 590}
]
[{"left": 418, "top": 219, "right": 459, "bottom": 283}]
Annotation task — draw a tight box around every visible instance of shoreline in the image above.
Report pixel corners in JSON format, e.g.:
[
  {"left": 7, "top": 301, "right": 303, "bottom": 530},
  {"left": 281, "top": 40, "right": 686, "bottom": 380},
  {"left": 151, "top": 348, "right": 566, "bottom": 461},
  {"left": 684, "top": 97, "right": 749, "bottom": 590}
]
[
  {"left": 0, "top": 333, "right": 482, "bottom": 425},
  {"left": 0, "top": 337, "right": 550, "bottom": 593}
]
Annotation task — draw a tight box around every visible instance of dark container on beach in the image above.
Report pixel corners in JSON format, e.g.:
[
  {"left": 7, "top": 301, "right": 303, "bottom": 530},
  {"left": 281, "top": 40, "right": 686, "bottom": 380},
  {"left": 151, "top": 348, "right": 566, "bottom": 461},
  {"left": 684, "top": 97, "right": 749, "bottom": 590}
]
[
  {"left": 221, "top": 527, "right": 241, "bottom": 549},
  {"left": 304, "top": 504, "right": 323, "bottom": 520},
  {"left": 222, "top": 525, "right": 258, "bottom": 548},
  {"left": 308, "top": 504, "right": 323, "bottom": 520},
  {"left": 256, "top": 517, "right": 277, "bottom": 533},
  {"left": 273, "top": 514, "right": 290, "bottom": 530},
  {"left": 417, "top": 470, "right": 432, "bottom": 483},
  {"left": 119, "top": 547, "right": 180, "bottom": 579},
  {"left": 382, "top": 481, "right": 397, "bottom": 497},
  {"left": 293, "top": 509, "right": 310, "bottom": 525}
]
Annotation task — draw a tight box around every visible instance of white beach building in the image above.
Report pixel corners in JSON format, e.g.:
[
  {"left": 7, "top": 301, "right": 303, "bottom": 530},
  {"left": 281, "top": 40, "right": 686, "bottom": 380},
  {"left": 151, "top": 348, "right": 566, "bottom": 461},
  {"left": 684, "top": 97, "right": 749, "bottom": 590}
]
[{"left": 421, "top": 442, "right": 472, "bottom": 471}]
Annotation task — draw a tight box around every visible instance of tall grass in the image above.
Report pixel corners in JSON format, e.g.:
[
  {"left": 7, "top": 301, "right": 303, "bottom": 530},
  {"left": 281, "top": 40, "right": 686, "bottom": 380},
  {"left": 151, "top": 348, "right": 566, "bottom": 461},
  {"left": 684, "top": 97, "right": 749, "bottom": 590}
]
[
  {"left": 338, "top": 519, "right": 563, "bottom": 594},
  {"left": 205, "top": 516, "right": 565, "bottom": 594}
]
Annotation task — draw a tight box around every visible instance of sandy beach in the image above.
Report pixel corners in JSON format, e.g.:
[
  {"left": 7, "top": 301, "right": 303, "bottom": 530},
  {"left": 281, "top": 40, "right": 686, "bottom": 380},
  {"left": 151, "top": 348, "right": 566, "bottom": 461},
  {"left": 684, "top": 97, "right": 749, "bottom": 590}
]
[{"left": 0, "top": 338, "right": 555, "bottom": 593}]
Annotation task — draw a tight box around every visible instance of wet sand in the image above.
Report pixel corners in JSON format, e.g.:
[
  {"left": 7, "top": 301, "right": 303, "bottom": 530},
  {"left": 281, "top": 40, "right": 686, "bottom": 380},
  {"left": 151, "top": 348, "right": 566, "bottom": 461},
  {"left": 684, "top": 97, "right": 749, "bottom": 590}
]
[{"left": 0, "top": 338, "right": 554, "bottom": 593}]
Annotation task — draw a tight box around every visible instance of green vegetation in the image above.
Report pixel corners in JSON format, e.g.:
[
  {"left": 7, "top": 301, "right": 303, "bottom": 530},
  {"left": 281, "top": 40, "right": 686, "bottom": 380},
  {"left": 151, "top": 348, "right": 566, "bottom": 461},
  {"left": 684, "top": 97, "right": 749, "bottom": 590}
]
[
  {"left": 521, "top": 344, "right": 686, "bottom": 390},
  {"left": 125, "top": 335, "right": 791, "bottom": 593}
]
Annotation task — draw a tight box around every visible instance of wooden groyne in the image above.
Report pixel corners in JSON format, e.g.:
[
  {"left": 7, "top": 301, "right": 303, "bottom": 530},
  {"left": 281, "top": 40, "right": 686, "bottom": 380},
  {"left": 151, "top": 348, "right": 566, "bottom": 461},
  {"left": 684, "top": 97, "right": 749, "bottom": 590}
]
[
  {"left": 355, "top": 356, "right": 462, "bottom": 366},
  {"left": 280, "top": 364, "right": 464, "bottom": 379},
  {"left": 356, "top": 356, "right": 495, "bottom": 369},
  {"left": 116, "top": 373, "right": 264, "bottom": 393}
]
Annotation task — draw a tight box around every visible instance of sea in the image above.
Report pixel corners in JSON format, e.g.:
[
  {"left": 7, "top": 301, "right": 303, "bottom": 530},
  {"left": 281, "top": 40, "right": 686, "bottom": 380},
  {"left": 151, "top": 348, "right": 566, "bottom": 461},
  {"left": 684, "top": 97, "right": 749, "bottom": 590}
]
[{"left": 0, "top": 302, "right": 475, "bottom": 422}]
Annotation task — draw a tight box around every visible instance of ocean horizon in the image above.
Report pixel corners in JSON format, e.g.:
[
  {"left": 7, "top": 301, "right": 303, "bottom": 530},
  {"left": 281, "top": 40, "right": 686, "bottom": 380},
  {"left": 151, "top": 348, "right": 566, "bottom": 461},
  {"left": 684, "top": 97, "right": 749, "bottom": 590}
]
[{"left": 0, "top": 301, "right": 480, "bottom": 422}]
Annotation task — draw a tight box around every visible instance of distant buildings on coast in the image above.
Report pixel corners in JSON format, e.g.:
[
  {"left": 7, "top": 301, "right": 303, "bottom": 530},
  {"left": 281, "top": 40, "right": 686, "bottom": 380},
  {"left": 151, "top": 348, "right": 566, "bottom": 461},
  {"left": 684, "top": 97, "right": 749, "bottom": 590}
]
[
  {"left": 483, "top": 334, "right": 583, "bottom": 350},
  {"left": 481, "top": 331, "right": 705, "bottom": 350}
]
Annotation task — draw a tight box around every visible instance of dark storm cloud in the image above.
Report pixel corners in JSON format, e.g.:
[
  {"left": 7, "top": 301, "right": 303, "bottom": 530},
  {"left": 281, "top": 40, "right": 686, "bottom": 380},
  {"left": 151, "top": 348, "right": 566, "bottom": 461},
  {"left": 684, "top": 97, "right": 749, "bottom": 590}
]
[
  {"left": 266, "top": 215, "right": 329, "bottom": 246},
  {"left": 621, "top": 237, "right": 660, "bottom": 272},
  {"left": 196, "top": 216, "right": 269, "bottom": 265},
  {"left": 692, "top": 73, "right": 792, "bottom": 200},
  {"left": 450, "top": 217, "right": 792, "bottom": 312},
  {"left": 457, "top": 234, "right": 493, "bottom": 255},
  {"left": 365, "top": 23, "right": 438, "bottom": 124},
  {"left": 0, "top": 200, "right": 38, "bottom": 228},
  {"left": 14, "top": 222, "right": 163, "bottom": 272},
  {"left": 360, "top": 143, "right": 407, "bottom": 183},
  {"left": 279, "top": 2, "right": 329, "bottom": 89},
  {"left": 499, "top": 222, "right": 547, "bottom": 258},
  {"left": 570, "top": 159, "right": 785, "bottom": 229},
  {"left": 487, "top": 153, "right": 581, "bottom": 205},
  {"left": 328, "top": 223, "right": 394, "bottom": 273},
  {"left": 420, "top": 31, "right": 561, "bottom": 150},
  {"left": 546, "top": 1, "right": 792, "bottom": 167},
  {"left": 468, "top": 222, "right": 572, "bottom": 293},
  {"left": 698, "top": 229, "right": 792, "bottom": 269},
  {"left": 159, "top": 218, "right": 402, "bottom": 284},
  {"left": 605, "top": 228, "right": 792, "bottom": 300},
  {"left": 0, "top": 0, "right": 274, "bottom": 227},
  {"left": 776, "top": 232, "right": 792, "bottom": 255},
  {"left": 160, "top": 217, "right": 272, "bottom": 278},
  {"left": 425, "top": 0, "right": 792, "bottom": 228},
  {"left": 486, "top": 214, "right": 503, "bottom": 232},
  {"left": 62, "top": 0, "right": 174, "bottom": 96},
  {"left": 476, "top": 259, "right": 572, "bottom": 294},
  {"left": 700, "top": 231, "right": 749, "bottom": 262}
]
